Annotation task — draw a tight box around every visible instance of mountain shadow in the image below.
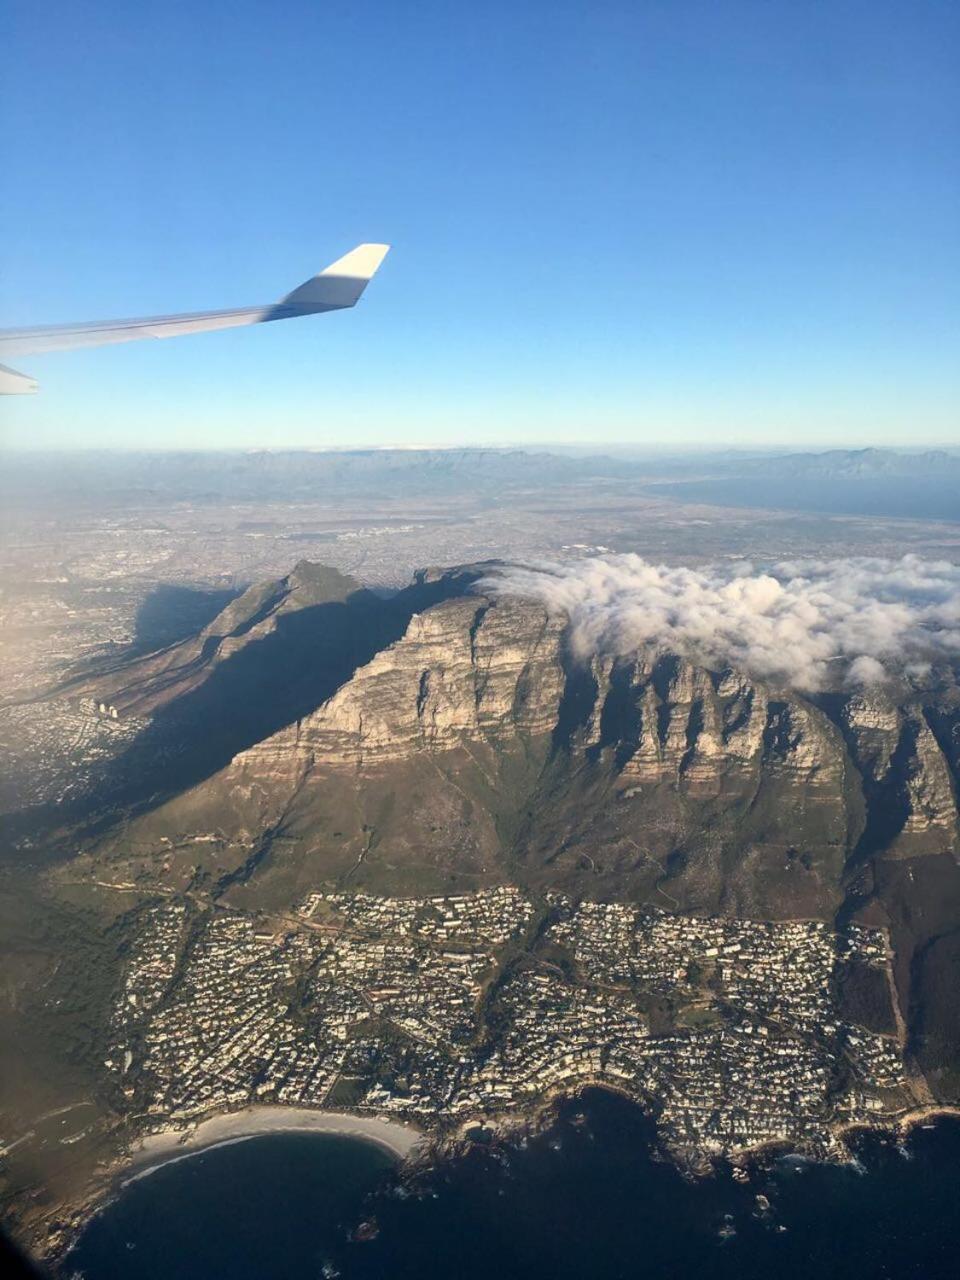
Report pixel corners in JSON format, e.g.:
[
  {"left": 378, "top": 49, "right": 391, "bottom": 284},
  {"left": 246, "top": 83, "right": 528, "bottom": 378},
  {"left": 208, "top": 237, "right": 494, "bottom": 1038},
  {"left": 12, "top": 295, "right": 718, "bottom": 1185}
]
[
  {"left": 7, "top": 564, "right": 485, "bottom": 852},
  {"left": 130, "top": 584, "right": 245, "bottom": 653}
]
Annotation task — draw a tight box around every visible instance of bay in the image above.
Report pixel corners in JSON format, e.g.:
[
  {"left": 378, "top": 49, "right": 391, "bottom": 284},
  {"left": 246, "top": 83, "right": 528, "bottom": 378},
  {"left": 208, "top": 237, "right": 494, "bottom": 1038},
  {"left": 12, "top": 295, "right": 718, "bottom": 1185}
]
[{"left": 69, "top": 1091, "right": 960, "bottom": 1279}]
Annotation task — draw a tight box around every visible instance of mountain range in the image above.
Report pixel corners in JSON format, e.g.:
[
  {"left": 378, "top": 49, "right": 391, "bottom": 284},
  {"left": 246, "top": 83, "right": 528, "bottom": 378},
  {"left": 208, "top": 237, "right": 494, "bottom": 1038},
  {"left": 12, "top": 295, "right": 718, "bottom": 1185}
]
[{"left": 5, "top": 446, "right": 960, "bottom": 520}]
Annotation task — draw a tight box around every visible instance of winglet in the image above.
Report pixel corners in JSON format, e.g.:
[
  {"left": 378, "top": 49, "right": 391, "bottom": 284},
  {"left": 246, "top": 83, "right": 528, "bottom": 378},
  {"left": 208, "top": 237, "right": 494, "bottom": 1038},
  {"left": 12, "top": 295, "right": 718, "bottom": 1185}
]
[
  {"left": 277, "top": 243, "right": 391, "bottom": 314},
  {"left": 0, "top": 243, "right": 392, "bottom": 387},
  {"left": 0, "top": 362, "right": 38, "bottom": 394}
]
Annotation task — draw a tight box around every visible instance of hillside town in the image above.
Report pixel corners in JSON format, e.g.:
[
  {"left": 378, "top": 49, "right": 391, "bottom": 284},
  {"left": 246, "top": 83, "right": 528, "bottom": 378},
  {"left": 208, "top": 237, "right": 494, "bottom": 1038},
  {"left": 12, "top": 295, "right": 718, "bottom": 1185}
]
[{"left": 110, "top": 887, "right": 912, "bottom": 1165}]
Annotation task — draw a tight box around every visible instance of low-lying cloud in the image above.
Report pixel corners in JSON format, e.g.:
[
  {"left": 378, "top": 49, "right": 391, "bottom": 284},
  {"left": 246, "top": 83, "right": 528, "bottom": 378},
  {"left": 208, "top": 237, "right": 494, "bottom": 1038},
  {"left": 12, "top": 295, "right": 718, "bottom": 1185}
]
[{"left": 482, "top": 554, "right": 960, "bottom": 691}]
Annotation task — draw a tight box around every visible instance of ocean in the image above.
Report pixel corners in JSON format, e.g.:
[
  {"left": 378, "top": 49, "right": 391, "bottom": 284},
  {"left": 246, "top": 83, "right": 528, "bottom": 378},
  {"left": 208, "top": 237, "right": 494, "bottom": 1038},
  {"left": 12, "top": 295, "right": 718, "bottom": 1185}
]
[{"left": 67, "top": 1090, "right": 960, "bottom": 1279}]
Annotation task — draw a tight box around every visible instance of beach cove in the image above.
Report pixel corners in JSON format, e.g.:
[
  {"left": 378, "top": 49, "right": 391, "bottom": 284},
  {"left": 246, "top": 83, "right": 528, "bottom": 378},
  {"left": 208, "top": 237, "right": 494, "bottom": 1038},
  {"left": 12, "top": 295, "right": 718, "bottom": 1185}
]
[{"left": 127, "top": 1105, "right": 424, "bottom": 1179}]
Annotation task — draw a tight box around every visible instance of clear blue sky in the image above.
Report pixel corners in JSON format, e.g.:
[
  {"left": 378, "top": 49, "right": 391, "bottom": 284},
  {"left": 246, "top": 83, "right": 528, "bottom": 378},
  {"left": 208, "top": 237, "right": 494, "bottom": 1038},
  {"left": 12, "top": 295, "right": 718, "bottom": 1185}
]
[{"left": 1, "top": 0, "right": 957, "bottom": 450}]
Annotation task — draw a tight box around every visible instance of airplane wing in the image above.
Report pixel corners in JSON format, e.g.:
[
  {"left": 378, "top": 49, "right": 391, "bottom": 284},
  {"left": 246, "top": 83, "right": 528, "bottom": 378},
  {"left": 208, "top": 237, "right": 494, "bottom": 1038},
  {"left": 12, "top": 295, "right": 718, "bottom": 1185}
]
[{"left": 0, "top": 243, "right": 390, "bottom": 394}]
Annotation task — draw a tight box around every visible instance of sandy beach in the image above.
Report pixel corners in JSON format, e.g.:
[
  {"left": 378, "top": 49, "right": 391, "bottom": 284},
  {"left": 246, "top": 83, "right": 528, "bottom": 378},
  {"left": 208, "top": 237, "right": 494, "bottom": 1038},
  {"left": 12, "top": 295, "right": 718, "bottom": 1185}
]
[{"left": 126, "top": 1107, "right": 425, "bottom": 1183}]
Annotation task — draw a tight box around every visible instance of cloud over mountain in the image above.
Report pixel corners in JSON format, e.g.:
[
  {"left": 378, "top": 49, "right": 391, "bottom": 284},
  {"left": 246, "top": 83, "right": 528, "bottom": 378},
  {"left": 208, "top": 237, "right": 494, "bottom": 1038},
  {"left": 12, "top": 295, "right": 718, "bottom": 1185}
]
[{"left": 483, "top": 554, "right": 960, "bottom": 690}]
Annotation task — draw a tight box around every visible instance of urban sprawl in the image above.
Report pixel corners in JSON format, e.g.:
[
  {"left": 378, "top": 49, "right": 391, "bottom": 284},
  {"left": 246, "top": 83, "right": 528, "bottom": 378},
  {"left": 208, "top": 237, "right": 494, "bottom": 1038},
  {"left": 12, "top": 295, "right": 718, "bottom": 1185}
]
[{"left": 110, "top": 888, "right": 911, "bottom": 1165}]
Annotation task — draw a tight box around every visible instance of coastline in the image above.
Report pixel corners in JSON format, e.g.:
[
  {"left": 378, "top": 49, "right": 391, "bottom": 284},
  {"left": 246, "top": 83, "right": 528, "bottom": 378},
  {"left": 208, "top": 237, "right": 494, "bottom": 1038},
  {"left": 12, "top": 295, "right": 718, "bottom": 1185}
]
[
  {"left": 892, "top": 1103, "right": 960, "bottom": 1138},
  {"left": 33, "top": 1091, "right": 960, "bottom": 1269},
  {"left": 126, "top": 1106, "right": 425, "bottom": 1181},
  {"left": 454, "top": 1084, "right": 960, "bottom": 1177},
  {"left": 41, "top": 1107, "right": 424, "bottom": 1268}
]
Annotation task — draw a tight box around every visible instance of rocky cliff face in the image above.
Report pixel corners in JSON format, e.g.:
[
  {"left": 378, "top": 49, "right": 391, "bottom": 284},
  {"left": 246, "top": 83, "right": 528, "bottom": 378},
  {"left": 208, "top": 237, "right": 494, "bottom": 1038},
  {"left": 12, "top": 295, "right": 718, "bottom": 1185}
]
[
  {"left": 901, "top": 718, "right": 958, "bottom": 836},
  {"left": 840, "top": 693, "right": 960, "bottom": 859},
  {"left": 110, "top": 581, "right": 957, "bottom": 909},
  {"left": 294, "top": 597, "right": 566, "bottom": 766}
]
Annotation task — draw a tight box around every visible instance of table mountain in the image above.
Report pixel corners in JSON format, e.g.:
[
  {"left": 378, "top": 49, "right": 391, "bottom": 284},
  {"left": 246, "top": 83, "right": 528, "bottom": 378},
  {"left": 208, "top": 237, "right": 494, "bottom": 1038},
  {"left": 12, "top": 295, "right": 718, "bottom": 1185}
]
[{"left": 69, "top": 563, "right": 960, "bottom": 1101}]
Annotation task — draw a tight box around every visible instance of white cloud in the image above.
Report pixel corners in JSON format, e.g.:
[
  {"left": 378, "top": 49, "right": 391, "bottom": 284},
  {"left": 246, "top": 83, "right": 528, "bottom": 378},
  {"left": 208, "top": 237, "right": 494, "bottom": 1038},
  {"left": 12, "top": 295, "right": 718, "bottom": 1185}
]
[
  {"left": 845, "top": 656, "right": 888, "bottom": 688},
  {"left": 482, "top": 554, "right": 960, "bottom": 691}
]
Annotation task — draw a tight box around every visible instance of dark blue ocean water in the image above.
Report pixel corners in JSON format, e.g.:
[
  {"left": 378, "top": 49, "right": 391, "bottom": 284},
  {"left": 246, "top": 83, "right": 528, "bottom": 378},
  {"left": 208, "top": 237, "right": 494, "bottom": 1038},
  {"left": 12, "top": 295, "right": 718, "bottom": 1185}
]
[{"left": 68, "top": 1091, "right": 960, "bottom": 1280}]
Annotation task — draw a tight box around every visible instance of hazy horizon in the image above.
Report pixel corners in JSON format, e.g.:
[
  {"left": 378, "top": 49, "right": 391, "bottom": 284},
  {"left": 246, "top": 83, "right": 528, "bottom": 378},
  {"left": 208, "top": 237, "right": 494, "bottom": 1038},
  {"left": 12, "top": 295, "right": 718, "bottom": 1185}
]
[{"left": 3, "top": 438, "right": 960, "bottom": 457}]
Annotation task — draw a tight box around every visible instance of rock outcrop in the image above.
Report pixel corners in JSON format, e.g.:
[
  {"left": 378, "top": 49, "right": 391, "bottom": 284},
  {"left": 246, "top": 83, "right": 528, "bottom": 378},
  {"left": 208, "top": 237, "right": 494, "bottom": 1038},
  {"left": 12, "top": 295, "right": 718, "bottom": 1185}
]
[
  {"left": 902, "top": 717, "right": 958, "bottom": 837},
  {"left": 293, "top": 597, "right": 566, "bottom": 766},
  {"left": 840, "top": 692, "right": 959, "bottom": 860}
]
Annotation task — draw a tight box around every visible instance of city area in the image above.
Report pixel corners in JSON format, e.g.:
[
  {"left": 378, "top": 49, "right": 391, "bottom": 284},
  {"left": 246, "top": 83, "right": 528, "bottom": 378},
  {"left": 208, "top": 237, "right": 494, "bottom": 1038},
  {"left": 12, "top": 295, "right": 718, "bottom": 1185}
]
[{"left": 111, "top": 887, "right": 914, "bottom": 1167}]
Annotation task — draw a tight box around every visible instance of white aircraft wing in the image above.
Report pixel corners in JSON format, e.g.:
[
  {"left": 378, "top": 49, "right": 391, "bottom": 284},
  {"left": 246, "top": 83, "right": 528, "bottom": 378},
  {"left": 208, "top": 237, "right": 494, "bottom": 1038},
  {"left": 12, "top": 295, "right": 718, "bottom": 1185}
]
[{"left": 0, "top": 243, "right": 390, "bottom": 394}]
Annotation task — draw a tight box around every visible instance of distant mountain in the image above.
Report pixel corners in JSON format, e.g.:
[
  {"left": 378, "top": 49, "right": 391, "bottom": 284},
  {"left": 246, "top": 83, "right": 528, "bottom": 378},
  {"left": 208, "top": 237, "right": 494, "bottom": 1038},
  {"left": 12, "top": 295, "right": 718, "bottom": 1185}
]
[
  {"left": 767, "top": 448, "right": 960, "bottom": 478},
  {"left": 5, "top": 446, "right": 958, "bottom": 521},
  {"left": 642, "top": 448, "right": 960, "bottom": 521},
  {"left": 3, "top": 440, "right": 957, "bottom": 519},
  {"left": 0, "top": 447, "right": 625, "bottom": 506},
  {"left": 68, "top": 562, "right": 960, "bottom": 1104}
]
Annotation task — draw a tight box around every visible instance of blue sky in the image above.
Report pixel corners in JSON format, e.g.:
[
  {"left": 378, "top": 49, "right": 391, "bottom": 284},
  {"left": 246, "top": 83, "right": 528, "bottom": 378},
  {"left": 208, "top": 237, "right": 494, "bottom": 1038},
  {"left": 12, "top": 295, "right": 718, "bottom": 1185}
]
[{"left": 1, "top": 0, "right": 957, "bottom": 450}]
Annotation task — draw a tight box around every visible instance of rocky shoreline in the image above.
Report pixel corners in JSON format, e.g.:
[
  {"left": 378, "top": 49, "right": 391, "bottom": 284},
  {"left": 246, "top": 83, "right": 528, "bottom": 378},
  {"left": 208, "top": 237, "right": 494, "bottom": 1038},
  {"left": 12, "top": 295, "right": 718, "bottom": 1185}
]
[{"left": 28, "top": 1090, "right": 960, "bottom": 1273}]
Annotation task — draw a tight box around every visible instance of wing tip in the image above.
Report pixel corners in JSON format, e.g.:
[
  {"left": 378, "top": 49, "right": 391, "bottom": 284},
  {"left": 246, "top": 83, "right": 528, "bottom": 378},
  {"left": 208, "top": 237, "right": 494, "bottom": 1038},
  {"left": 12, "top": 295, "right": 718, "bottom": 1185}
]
[
  {"left": 320, "top": 243, "right": 391, "bottom": 281},
  {"left": 0, "top": 362, "right": 39, "bottom": 394},
  {"left": 277, "top": 243, "right": 391, "bottom": 313}
]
